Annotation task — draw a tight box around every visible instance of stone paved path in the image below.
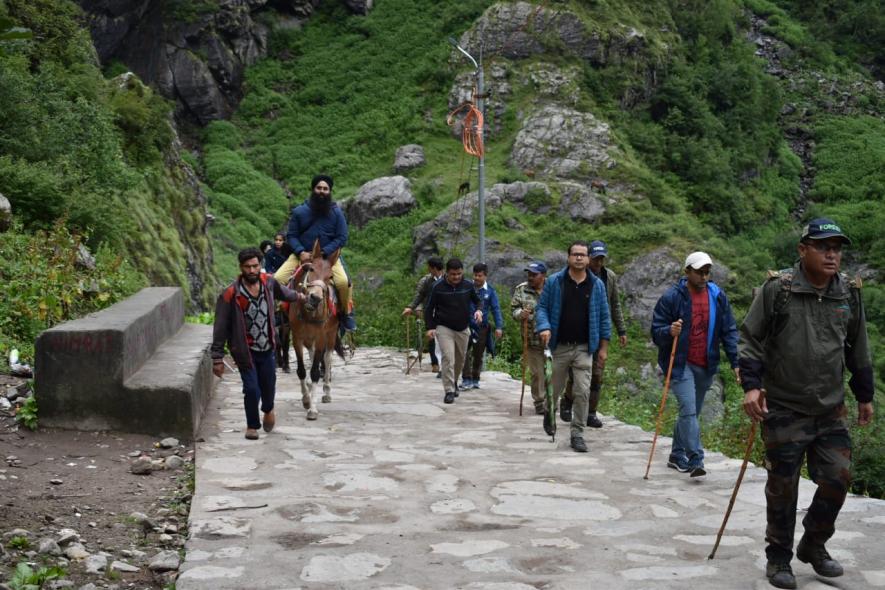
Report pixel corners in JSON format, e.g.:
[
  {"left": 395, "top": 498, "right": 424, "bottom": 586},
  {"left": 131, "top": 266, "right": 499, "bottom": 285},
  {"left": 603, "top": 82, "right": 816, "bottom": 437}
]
[{"left": 178, "top": 348, "right": 885, "bottom": 589}]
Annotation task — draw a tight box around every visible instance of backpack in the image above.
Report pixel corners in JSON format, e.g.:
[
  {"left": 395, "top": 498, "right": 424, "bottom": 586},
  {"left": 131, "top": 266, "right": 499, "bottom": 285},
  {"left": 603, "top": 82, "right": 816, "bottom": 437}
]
[{"left": 763, "top": 268, "right": 862, "bottom": 337}]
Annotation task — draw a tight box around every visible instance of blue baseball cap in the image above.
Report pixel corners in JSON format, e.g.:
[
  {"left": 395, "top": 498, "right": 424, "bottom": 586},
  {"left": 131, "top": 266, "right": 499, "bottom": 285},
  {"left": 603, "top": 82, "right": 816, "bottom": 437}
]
[
  {"left": 589, "top": 240, "right": 608, "bottom": 258},
  {"left": 525, "top": 261, "right": 547, "bottom": 274},
  {"left": 801, "top": 218, "right": 851, "bottom": 244}
]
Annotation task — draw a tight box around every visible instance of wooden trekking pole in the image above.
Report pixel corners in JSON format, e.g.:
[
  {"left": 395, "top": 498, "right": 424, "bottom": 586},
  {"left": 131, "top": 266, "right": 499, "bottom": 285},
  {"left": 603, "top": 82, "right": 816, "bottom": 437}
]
[
  {"left": 405, "top": 316, "right": 411, "bottom": 374},
  {"left": 709, "top": 391, "right": 764, "bottom": 559},
  {"left": 643, "top": 336, "right": 679, "bottom": 480},
  {"left": 519, "top": 318, "right": 528, "bottom": 416}
]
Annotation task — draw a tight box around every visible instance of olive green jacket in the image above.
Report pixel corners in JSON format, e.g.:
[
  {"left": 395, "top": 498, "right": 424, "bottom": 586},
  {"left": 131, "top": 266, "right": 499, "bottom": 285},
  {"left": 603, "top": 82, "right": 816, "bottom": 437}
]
[
  {"left": 739, "top": 263, "right": 873, "bottom": 415},
  {"left": 510, "top": 281, "right": 543, "bottom": 349},
  {"left": 408, "top": 272, "right": 439, "bottom": 313},
  {"left": 597, "top": 267, "right": 627, "bottom": 337}
]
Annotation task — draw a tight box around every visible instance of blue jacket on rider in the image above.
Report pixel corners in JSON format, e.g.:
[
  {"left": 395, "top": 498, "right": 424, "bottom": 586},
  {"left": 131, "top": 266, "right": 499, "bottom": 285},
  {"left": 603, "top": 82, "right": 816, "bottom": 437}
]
[{"left": 286, "top": 200, "right": 348, "bottom": 258}]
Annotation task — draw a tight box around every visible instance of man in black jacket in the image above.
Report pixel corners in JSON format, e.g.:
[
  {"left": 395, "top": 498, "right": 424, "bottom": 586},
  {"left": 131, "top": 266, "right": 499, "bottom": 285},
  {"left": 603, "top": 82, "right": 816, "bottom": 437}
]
[{"left": 425, "top": 258, "right": 483, "bottom": 404}]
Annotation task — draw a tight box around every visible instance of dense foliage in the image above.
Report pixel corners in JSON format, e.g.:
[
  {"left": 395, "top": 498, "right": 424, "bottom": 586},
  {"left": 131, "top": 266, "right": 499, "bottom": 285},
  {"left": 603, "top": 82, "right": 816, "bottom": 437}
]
[
  {"left": 0, "top": 221, "right": 145, "bottom": 371},
  {"left": 0, "top": 0, "right": 216, "bottom": 338}
]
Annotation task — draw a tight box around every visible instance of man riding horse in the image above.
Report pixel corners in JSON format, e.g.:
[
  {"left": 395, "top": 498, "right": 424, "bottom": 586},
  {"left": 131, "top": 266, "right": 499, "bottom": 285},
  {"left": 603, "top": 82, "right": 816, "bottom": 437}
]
[{"left": 274, "top": 174, "right": 356, "bottom": 332}]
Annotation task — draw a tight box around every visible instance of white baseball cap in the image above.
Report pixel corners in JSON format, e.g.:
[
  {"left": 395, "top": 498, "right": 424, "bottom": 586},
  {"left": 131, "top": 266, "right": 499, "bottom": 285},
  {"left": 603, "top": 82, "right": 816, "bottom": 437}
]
[{"left": 685, "top": 251, "right": 713, "bottom": 270}]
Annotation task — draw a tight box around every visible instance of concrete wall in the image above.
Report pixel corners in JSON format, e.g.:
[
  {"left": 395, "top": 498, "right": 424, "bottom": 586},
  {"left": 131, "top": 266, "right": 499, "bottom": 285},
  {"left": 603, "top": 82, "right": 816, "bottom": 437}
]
[{"left": 35, "top": 287, "right": 214, "bottom": 439}]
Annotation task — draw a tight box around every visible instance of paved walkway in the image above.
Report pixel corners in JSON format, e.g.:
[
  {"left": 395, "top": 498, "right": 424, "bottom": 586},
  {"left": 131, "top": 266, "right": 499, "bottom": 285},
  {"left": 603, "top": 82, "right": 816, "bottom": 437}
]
[{"left": 178, "top": 348, "right": 885, "bottom": 589}]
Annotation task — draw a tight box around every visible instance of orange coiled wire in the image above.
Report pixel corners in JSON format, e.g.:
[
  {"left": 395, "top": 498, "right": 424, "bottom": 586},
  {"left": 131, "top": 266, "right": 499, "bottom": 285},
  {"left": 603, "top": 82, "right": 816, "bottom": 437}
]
[{"left": 447, "top": 98, "right": 484, "bottom": 158}]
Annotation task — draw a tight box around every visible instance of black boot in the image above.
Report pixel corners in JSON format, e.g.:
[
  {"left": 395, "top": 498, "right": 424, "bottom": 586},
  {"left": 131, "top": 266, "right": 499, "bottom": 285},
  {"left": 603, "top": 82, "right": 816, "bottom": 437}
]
[{"left": 765, "top": 562, "right": 796, "bottom": 589}]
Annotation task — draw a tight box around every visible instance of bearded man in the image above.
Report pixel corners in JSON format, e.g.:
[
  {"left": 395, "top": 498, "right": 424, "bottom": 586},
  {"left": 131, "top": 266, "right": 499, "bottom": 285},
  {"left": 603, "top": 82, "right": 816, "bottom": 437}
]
[
  {"left": 274, "top": 175, "right": 355, "bottom": 331},
  {"left": 212, "top": 247, "right": 303, "bottom": 439}
]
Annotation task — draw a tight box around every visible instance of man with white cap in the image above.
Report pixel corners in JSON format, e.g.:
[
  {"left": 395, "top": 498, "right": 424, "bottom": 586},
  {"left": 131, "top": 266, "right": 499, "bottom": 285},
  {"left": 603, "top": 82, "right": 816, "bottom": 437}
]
[{"left": 651, "top": 251, "right": 740, "bottom": 477}]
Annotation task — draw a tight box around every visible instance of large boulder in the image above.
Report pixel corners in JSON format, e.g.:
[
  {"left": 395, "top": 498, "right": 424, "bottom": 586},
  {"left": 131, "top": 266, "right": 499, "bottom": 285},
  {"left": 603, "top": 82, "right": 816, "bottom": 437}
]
[
  {"left": 456, "top": 1, "right": 649, "bottom": 66},
  {"left": 0, "top": 192, "right": 10, "bottom": 232},
  {"left": 393, "top": 145, "right": 426, "bottom": 173},
  {"left": 510, "top": 104, "right": 615, "bottom": 182},
  {"left": 619, "top": 247, "right": 733, "bottom": 331},
  {"left": 344, "top": 176, "right": 416, "bottom": 229},
  {"left": 557, "top": 181, "right": 605, "bottom": 223},
  {"left": 344, "top": 0, "right": 373, "bottom": 15}
]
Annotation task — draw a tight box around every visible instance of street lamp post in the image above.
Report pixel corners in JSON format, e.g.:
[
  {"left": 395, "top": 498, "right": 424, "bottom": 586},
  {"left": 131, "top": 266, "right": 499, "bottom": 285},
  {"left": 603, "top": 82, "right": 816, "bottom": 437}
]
[{"left": 449, "top": 38, "right": 485, "bottom": 264}]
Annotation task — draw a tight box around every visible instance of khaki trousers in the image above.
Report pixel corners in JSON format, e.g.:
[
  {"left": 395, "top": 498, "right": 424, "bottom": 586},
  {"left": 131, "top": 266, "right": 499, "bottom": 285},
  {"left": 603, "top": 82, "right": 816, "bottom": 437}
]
[
  {"left": 435, "top": 325, "right": 469, "bottom": 394},
  {"left": 551, "top": 343, "right": 593, "bottom": 436},
  {"left": 274, "top": 254, "right": 351, "bottom": 311}
]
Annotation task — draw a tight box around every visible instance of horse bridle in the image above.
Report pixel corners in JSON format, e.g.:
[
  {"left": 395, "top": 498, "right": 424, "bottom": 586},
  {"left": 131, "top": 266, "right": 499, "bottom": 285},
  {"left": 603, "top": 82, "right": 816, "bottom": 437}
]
[{"left": 299, "top": 268, "right": 331, "bottom": 323}]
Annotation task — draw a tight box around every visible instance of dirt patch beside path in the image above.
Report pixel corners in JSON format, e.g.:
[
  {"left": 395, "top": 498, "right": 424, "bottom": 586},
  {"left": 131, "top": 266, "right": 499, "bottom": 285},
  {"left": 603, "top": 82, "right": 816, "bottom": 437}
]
[{"left": 1, "top": 375, "right": 193, "bottom": 589}]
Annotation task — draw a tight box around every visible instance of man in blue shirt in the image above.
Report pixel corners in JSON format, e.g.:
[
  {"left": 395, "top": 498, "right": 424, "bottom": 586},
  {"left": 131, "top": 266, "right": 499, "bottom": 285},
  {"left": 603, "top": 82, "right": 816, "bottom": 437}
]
[
  {"left": 461, "top": 263, "right": 504, "bottom": 389},
  {"left": 535, "top": 241, "right": 611, "bottom": 452}
]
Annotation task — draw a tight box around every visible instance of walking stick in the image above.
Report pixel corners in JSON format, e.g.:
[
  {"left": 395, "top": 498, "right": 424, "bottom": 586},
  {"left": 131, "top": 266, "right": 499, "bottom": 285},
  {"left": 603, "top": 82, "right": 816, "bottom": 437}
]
[
  {"left": 709, "top": 391, "right": 764, "bottom": 559},
  {"left": 405, "top": 316, "right": 412, "bottom": 374},
  {"left": 519, "top": 318, "right": 528, "bottom": 416},
  {"left": 643, "top": 336, "right": 679, "bottom": 480}
]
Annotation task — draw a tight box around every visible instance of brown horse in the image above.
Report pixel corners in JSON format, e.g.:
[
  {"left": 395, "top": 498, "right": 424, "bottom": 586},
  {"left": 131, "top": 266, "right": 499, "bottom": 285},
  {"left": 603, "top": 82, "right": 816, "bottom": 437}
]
[{"left": 287, "top": 240, "right": 342, "bottom": 420}]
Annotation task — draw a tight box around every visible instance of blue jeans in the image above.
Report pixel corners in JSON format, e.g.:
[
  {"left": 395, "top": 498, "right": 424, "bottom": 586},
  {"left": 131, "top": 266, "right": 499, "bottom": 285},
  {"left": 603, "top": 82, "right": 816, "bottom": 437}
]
[
  {"left": 669, "top": 363, "right": 715, "bottom": 467},
  {"left": 239, "top": 349, "right": 276, "bottom": 430}
]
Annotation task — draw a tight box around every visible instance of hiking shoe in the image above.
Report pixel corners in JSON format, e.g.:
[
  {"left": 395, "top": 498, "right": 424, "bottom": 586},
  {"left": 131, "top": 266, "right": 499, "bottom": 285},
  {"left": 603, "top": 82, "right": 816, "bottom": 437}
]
[
  {"left": 244, "top": 428, "right": 259, "bottom": 440},
  {"left": 689, "top": 465, "right": 707, "bottom": 478},
  {"left": 262, "top": 410, "right": 275, "bottom": 433},
  {"left": 765, "top": 562, "right": 797, "bottom": 589},
  {"left": 472, "top": 380, "right": 480, "bottom": 389},
  {"left": 667, "top": 457, "right": 691, "bottom": 473},
  {"left": 560, "top": 397, "right": 573, "bottom": 422},
  {"left": 542, "top": 412, "right": 555, "bottom": 436},
  {"left": 436, "top": 372, "right": 441, "bottom": 379},
  {"left": 343, "top": 312, "right": 357, "bottom": 332},
  {"left": 534, "top": 402, "right": 545, "bottom": 415},
  {"left": 444, "top": 392, "right": 455, "bottom": 404},
  {"left": 459, "top": 379, "right": 472, "bottom": 389},
  {"left": 586, "top": 413, "right": 603, "bottom": 428},
  {"left": 570, "top": 435, "right": 588, "bottom": 453},
  {"left": 431, "top": 364, "right": 440, "bottom": 373},
  {"left": 796, "top": 538, "right": 843, "bottom": 577}
]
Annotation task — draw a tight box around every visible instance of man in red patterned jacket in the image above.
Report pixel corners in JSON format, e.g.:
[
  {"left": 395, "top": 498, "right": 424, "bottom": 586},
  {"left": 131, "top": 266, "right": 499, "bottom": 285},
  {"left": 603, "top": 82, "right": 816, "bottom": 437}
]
[{"left": 212, "top": 247, "right": 304, "bottom": 440}]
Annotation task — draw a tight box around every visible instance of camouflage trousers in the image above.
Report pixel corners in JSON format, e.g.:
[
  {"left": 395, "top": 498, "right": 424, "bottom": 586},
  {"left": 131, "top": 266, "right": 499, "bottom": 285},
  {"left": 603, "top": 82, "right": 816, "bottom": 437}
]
[{"left": 761, "top": 402, "right": 851, "bottom": 563}]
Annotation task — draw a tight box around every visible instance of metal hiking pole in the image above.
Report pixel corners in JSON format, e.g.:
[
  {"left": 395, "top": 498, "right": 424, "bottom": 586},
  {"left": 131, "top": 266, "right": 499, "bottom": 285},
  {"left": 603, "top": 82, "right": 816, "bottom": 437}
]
[
  {"left": 709, "top": 390, "right": 764, "bottom": 559},
  {"left": 643, "top": 336, "right": 679, "bottom": 480},
  {"left": 519, "top": 318, "right": 528, "bottom": 416}
]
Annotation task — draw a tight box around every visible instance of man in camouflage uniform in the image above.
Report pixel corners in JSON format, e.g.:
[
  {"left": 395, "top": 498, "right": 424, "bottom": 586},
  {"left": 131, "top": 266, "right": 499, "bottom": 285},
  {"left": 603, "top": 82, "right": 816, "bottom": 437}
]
[
  {"left": 740, "top": 218, "right": 874, "bottom": 590},
  {"left": 510, "top": 261, "right": 548, "bottom": 414},
  {"left": 403, "top": 256, "right": 444, "bottom": 372}
]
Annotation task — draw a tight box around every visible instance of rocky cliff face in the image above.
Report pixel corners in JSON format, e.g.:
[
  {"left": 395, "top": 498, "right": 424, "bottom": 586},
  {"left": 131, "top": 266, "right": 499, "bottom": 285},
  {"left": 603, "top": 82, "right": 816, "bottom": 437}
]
[{"left": 77, "top": 0, "right": 371, "bottom": 125}]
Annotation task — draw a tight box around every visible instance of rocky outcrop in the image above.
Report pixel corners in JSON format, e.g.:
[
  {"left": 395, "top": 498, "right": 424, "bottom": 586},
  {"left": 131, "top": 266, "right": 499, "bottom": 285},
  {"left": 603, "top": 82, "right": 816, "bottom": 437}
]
[
  {"left": 456, "top": 1, "right": 650, "bottom": 67},
  {"left": 510, "top": 104, "right": 616, "bottom": 181},
  {"left": 619, "top": 247, "right": 733, "bottom": 330},
  {"left": 411, "top": 181, "right": 550, "bottom": 270},
  {"left": 0, "top": 192, "right": 10, "bottom": 232},
  {"left": 343, "top": 176, "right": 416, "bottom": 229},
  {"left": 557, "top": 181, "right": 605, "bottom": 223},
  {"left": 77, "top": 0, "right": 372, "bottom": 125},
  {"left": 448, "top": 63, "right": 511, "bottom": 139},
  {"left": 393, "top": 145, "right": 426, "bottom": 173}
]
